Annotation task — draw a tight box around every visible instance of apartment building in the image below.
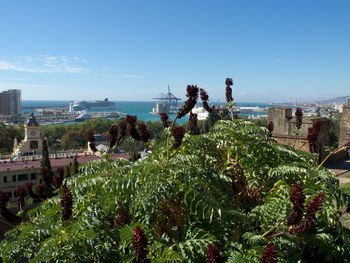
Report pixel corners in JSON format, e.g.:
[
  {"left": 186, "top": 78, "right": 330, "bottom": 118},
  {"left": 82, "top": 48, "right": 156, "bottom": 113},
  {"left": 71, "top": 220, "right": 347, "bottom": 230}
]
[{"left": 0, "top": 89, "right": 21, "bottom": 116}]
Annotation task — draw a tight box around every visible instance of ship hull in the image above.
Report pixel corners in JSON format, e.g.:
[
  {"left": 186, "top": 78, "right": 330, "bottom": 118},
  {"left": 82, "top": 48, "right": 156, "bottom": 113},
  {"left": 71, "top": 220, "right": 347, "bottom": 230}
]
[
  {"left": 74, "top": 106, "right": 116, "bottom": 111},
  {"left": 73, "top": 99, "right": 116, "bottom": 111}
]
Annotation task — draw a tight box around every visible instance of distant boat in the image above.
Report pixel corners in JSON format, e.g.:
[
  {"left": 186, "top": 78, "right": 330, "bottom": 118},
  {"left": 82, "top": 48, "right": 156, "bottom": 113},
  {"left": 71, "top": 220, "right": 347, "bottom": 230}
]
[
  {"left": 75, "top": 112, "right": 92, "bottom": 122},
  {"left": 73, "top": 98, "right": 116, "bottom": 111},
  {"left": 190, "top": 106, "right": 209, "bottom": 120},
  {"left": 233, "top": 106, "right": 265, "bottom": 114}
]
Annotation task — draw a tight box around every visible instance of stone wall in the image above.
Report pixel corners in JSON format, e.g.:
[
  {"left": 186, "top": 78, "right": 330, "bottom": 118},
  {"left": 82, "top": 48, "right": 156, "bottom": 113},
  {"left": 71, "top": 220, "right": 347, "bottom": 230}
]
[
  {"left": 268, "top": 107, "right": 330, "bottom": 160},
  {"left": 339, "top": 104, "right": 350, "bottom": 146}
]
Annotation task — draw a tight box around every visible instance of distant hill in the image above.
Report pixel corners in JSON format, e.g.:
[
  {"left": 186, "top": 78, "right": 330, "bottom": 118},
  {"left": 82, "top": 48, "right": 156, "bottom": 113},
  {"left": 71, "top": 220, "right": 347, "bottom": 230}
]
[{"left": 317, "top": 96, "right": 350, "bottom": 103}]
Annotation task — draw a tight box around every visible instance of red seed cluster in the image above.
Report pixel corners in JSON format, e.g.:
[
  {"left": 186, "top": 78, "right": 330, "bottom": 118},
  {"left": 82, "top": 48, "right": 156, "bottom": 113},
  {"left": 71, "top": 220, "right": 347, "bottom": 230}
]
[
  {"left": 225, "top": 78, "right": 233, "bottom": 86},
  {"left": 16, "top": 185, "right": 27, "bottom": 198},
  {"left": 25, "top": 181, "right": 38, "bottom": 199},
  {"left": 52, "top": 175, "right": 62, "bottom": 189},
  {"left": 128, "top": 125, "right": 140, "bottom": 141},
  {"left": 314, "top": 119, "right": 322, "bottom": 132},
  {"left": 200, "top": 88, "right": 209, "bottom": 101},
  {"left": 109, "top": 124, "right": 119, "bottom": 148},
  {"left": 160, "top": 113, "right": 169, "bottom": 128},
  {"left": 186, "top": 85, "right": 199, "bottom": 99},
  {"left": 290, "top": 184, "right": 306, "bottom": 208},
  {"left": 61, "top": 188, "right": 73, "bottom": 221},
  {"left": 225, "top": 78, "right": 233, "bottom": 103},
  {"left": 172, "top": 126, "right": 186, "bottom": 149},
  {"left": 267, "top": 121, "right": 274, "bottom": 137},
  {"left": 117, "top": 120, "right": 128, "bottom": 145},
  {"left": 299, "top": 193, "right": 325, "bottom": 233},
  {"left": 260, "top": 243, "right": 277, "bottom": 263},
  {"left": 307, "top": 119, "right": 322, "bottom": 152},
  {"left": 177, "top": 85, "right": 199, "bottom": 119},
  {"left": 126, "top": 115, "right": 141, "bottom": 141},
  {"left": 295, "top": 108, "right": 303, "bottom": 129},
  {"left": 40, "top": 166, "right": 51, "bottom": 184},
  {"left": 138, "top": 123, "right": 151, "bottom": 143},
  {"left": 35, "top": 184, "right": 45, "bottom": 198},
  {"left": 200, "top": 88, "right": 212, "bottom": 113},
  {"left": 287, "top": 184, "right": 306, "bottom": 226},
  {"left": 189, "top": 112, "right": 198, "bottom": 135},
  {"left": 57, "top": 166, "right": 65, "bottom": 180},
  {"left": 87, "top": 131, "right": 95, "bottom": 142},
  {"left": 206, "top": 244, "right": 224, "bottom": 263},
  {"left": 132, "top": 226, "right": 148, "bottom": 261},
  {"left": 126, "top": 115, "right": 136, "bottom": 125}
]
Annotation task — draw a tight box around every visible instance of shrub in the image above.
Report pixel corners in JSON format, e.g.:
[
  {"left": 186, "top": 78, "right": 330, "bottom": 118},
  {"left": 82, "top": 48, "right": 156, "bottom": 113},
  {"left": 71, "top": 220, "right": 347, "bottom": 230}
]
[{"left": 0, "top": 120, "right": 349, "bottom": 262}]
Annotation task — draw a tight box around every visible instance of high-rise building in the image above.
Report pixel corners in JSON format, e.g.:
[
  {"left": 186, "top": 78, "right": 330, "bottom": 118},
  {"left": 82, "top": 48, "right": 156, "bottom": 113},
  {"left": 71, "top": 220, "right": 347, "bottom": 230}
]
[{"left": 0, "top": 89, "right": 21, "bottom": 116}]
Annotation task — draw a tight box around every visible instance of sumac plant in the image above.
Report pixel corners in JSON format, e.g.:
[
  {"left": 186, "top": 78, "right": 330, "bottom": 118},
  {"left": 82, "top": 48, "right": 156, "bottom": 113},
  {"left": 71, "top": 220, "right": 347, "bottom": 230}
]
[{"left": 1, "top": 103, "right": 350, "bottom": 262}]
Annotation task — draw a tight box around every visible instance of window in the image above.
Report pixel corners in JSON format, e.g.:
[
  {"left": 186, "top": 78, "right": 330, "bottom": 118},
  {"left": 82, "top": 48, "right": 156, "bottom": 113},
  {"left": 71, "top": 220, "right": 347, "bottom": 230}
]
[
  {"left": 3, "top": 176, "right": 7, "bottom": 183},
  {"left": 30, "top": 140, "right": 38, "bottom": 149},
  {"left": 30, "top": 173, "right": 38, "bottom": 180},
  {"left": 18, "top": 174, "right": 28, "bottom": 181},
  {"left": 12, "top": 175, "right": 16, "bottom": 182}
]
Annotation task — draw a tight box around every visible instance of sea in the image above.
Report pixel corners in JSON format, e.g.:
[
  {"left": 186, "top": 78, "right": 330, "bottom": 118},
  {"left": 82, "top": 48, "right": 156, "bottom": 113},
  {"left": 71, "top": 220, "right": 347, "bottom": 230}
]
[{"left": 21, "top": 101, "right": 289, "bottom": 125}]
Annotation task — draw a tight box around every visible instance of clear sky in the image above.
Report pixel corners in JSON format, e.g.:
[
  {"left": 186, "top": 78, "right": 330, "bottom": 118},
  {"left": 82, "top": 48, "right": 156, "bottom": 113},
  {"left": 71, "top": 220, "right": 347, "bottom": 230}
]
[{"left": 0, "top": 0, "right": 349, "bottom": 102}]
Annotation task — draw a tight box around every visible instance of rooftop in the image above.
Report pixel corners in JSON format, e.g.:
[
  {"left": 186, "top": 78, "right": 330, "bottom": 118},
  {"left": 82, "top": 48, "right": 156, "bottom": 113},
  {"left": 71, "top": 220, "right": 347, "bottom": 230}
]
[{"left": 26, "top": 112, "right": 39, "bottom": 127}]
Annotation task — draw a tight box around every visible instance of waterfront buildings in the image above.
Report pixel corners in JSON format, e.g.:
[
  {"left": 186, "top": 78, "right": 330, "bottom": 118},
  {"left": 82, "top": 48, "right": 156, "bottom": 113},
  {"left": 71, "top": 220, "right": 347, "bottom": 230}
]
[{"left": 0, "top": 89, "right": 21, "bottom": 116}]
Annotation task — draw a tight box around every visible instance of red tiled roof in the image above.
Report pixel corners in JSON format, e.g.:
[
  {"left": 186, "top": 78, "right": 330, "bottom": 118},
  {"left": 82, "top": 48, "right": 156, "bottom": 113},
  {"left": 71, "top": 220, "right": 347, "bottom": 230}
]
[{"left": 0, "top": 154, "right": 129, "bottom": 172}]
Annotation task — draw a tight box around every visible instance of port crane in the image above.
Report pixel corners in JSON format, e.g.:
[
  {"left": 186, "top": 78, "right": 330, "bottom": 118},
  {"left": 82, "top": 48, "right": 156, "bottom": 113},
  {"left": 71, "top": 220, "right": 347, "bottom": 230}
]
[{"left": 152, "top": 85, "right": 181, "bottom": 108}]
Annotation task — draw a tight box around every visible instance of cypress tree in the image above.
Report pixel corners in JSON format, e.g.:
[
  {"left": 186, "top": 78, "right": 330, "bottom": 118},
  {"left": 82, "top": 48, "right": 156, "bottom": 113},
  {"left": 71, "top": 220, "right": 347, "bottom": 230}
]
[
  {"left": 40, "top": 139, "right": 52, "bottom": 171},
  {"left": 70, "top": 156, "right": 79, "bottom": 176},
  {"left": 40, "top": 138, "right": 54, "bottom": 197},
  {"left": 64, "top": 165, "right": 71, "bottom": 179}
]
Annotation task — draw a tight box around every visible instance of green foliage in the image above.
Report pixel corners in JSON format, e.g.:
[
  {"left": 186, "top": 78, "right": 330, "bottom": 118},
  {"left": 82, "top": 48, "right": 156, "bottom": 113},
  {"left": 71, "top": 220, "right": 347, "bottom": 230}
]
[
  {"left": 194, "top": 109, "right": 230, "bottom": 135},
  {"left": 61, "top": 129, "right": 90, "bottom": 150},
  {"left": 340, "top": 183, "right": 350, "bottom": 195},
  {"left": 129, "top": 151, "right": 141, "bottom": 162},
  {"left": 40, "top": 118, "right": 115, "bottom": 151},
  {"left": 1, "top": 120, "right": 350, "bottom": 262},
  {"left": 0, "top": 123, "right": 24, "bottom": 154}
]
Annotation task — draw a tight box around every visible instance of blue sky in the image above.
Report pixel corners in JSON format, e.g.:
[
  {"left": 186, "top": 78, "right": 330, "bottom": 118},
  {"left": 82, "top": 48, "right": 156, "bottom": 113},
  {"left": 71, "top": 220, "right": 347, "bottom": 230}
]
[{"left": 0, "top": 0, "right": 349, "bottom": 102}]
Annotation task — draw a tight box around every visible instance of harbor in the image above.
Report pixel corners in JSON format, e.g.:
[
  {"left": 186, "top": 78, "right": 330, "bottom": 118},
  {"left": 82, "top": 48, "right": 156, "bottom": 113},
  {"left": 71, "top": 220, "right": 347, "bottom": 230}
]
[
  {"left": 4, "top": 97, "right": 333, "bottom": 127},
  {"left": 4, "top": 111, "right": 122, "bottom": 126}
]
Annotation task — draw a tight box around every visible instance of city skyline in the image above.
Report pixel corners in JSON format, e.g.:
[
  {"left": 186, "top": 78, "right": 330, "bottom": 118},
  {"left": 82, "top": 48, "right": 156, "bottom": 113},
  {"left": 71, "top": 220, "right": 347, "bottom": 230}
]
[{"left": 0, "top": 0, "right": 349, "bottom": 102}]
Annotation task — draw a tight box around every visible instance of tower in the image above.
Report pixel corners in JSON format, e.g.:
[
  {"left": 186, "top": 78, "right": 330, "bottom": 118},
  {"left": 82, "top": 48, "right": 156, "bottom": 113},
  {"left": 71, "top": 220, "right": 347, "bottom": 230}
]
[
  {"left": 13, "top": 113, "right": 43, "bottom": 156},
  {"left": 0, "top": 89, "right": 21, "bottom": 116}
]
